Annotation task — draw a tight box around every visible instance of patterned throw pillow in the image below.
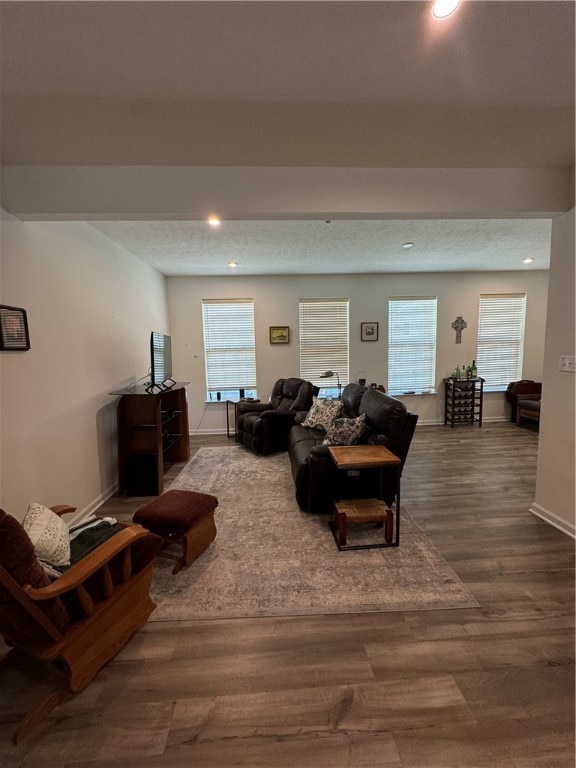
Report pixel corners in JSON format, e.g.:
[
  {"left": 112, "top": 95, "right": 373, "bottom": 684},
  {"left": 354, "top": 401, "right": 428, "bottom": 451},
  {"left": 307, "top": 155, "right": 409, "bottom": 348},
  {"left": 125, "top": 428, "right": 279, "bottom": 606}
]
[
  {"left": 22, "top": 502, "right": 71, "bottom": 567},
  {"left": 301, "top": 397, "right": 343, "bottom": 432},
  {"left": 323, "top": 413, "right": 367, "bottom": 446}
]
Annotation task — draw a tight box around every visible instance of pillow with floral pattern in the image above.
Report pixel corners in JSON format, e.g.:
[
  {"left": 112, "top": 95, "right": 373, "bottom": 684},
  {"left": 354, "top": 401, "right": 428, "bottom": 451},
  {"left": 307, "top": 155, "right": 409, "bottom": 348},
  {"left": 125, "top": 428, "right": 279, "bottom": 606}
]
[
  {"left": 301, "top": 397, "right": 343, "bottom": 432},
  {"left": 323, "top": 413, "right": 367, "bottom": 446}
]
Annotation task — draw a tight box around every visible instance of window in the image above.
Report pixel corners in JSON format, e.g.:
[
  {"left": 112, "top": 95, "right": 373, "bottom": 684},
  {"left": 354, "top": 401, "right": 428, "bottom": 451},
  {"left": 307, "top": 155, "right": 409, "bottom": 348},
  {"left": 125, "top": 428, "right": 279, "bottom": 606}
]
[
  {"left": 299, "top": 298, "right": 349, "bottom": 397},
  {"left": 476, "top": 294, "right": 526, "bottom": 391},
  {"left": 388, "top": 297, "right": 437, "bottom": 394},
  {"left": 202, "top": 299, "right": 257, "bottom": 401}
]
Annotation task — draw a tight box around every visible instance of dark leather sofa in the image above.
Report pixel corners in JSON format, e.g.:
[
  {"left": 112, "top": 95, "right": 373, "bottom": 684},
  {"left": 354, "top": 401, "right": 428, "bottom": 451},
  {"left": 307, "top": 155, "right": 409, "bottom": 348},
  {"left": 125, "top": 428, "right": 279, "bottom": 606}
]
[
  {"left": 288, "top": 383, "right": 418, "bottom": 514},
  {"left": 236, "top": 377, "right": 318, "bottom": 455}
]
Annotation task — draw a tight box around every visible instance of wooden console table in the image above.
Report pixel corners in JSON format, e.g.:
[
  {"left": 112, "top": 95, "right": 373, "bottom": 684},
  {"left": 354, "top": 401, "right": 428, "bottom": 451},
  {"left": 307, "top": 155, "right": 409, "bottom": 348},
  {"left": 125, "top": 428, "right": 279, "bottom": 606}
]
[
  {"left": 110, "top": 383, "right": 190, "bottom": 496},
  {"left": 328, "top": 445, "right": 401, "bottom": 550}
]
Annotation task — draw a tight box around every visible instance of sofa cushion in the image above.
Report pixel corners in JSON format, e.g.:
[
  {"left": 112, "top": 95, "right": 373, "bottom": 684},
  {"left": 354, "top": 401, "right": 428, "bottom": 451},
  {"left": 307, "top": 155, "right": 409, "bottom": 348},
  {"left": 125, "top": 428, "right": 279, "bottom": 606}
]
[
  {"left": 323, "top": 414, "right": 367, "bottom": 446},
  {"left": 23, "top": 502, "right": 71, "bottom": 567},
  {"left": 302, "top": 398, "right": 343, "bottom": 432}
]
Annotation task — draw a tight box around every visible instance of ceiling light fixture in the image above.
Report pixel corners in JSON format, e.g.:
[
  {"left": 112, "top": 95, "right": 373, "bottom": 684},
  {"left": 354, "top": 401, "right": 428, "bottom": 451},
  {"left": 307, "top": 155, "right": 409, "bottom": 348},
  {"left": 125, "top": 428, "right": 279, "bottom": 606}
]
[
  {"left": 402, "top": 242, "right": 415, "bottom": 249},
  {"left": 228, "top": 261, "right": 238, "bottom": 268},
  {"left": 523, "top": 257, "right": 535, "bottom": 264},
  {"left": 432, "top": 0, "right": 461, "bottom": 19},
  {"left": 208, "top": 217, "right": 221, "bottom": 227}
]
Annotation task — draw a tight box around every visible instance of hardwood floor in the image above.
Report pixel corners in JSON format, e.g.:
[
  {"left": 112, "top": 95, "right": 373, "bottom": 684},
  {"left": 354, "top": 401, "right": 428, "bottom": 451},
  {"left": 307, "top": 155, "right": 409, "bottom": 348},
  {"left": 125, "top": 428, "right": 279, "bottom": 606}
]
[{"left": 1, "top": 423, "right": 574, "bottom": 767}]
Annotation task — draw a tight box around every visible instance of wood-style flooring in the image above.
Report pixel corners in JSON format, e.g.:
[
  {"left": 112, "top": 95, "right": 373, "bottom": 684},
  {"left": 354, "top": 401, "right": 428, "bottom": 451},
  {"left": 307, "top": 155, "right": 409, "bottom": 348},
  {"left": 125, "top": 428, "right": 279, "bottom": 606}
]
[{"left": 1, "top": 422, "right": 574, "bottom": 767}]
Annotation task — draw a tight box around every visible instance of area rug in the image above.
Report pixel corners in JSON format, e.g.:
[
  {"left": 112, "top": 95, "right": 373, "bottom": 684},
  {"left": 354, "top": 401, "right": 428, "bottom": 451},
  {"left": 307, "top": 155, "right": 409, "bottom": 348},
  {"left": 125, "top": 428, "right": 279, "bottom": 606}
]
[{"left": 148, "top": 446, "right": 479, "bottom": 620}]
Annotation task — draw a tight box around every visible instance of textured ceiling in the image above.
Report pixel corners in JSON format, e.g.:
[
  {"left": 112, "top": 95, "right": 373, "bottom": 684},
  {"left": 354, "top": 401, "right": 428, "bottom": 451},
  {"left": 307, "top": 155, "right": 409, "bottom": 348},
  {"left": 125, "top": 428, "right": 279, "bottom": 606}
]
[{"left": 90, "top": 219, "right": 551, "bottom": 276}]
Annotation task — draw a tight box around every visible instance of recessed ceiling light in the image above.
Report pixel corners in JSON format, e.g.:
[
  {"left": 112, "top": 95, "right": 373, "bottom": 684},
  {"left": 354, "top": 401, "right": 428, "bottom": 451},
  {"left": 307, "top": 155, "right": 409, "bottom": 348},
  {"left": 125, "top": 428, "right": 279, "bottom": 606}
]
[
  {"left": 208, "top": 217, "right": 221, "bottom": 227},
  {"left": 228, "top": 261, "right": 238, "bottom": 268},
  {"left": 402, "top": 242, "right": 415, "bottom": 249},
  {"left": 523, "top": 257, "right": 535, "bottom": 264},
  {"left": 432, "top": 0, "right": 461, "bottom": 19}
]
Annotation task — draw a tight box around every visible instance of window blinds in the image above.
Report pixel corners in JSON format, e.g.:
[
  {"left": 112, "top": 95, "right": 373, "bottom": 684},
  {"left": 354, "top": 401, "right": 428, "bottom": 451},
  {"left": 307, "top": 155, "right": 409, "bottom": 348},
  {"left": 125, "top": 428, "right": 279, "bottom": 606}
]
[
  {"left": 476, "top": 294, "right": 526, "bottom": 390},
  {"left": 202, "top": 299, "right": 257, "bottom": 391},
  {"left": 299, "top": 298, "right": 349, "bottom": 388},
  {"left": 388, "top": 297, "right": 437, "bottom": 393}
]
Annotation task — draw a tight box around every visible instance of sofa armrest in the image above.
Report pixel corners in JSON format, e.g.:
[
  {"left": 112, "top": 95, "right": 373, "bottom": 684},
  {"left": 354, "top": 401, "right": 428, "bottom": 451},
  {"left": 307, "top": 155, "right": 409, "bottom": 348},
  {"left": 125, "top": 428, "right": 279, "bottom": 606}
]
[
  {"left": 309, "top": 443, "right": 331, "bottom": 457},
  {"left": 236, "top": 401, "right": 269, "bottom": 415},
  {"left": 22, "top": 525, "right": 157, "bottom": 619}
]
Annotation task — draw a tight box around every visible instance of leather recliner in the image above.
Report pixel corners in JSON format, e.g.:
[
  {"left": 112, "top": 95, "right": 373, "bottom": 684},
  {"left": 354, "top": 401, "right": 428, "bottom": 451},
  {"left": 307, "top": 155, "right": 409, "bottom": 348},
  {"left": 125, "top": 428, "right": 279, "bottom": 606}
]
[
  {"left": 288, "top": 383, "right": 418, "bottom": 513},
  {"left": 236, "top": 377, "right": 318, "bottom": 455}
]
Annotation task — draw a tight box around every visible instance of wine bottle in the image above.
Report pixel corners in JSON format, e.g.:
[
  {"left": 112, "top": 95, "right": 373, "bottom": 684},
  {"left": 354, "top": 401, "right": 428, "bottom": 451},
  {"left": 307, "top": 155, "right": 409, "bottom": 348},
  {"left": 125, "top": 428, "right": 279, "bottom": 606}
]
[{"left": 471, "top": 360, "right": 477, "bottom": 378}]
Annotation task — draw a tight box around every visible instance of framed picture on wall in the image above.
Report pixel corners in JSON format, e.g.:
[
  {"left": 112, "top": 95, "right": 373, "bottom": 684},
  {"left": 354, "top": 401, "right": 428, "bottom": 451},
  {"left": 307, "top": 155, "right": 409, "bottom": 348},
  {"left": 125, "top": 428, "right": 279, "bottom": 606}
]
[
  {"left": 269, "top": 326, "right": 290, "bottom": 344},
  {"left": 0, "top": 305, "right": 30, "bottom": 351},
  {"left": 360, "top": 322, "right": 378, "bottom": 342}
]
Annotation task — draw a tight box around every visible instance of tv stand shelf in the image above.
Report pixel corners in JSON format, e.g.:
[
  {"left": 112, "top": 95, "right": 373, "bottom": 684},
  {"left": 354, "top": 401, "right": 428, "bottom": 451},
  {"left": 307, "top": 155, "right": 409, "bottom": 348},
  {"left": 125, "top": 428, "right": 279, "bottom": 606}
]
[{"left": 113, "top": 384, "right": 190, "bottom": 496}]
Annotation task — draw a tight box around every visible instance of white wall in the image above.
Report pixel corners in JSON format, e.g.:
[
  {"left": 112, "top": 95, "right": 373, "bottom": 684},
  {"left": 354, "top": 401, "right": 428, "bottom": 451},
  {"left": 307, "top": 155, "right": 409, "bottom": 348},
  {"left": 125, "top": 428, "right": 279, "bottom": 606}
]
[
  {"left": 167, "top": 271, "right": 549, "bottom": 434},
  {"left": 533, "top": 209, "right": 575, "bottom": 536},
  {"left": 0, "top": 210, "right": 169, "bottom": 520}
]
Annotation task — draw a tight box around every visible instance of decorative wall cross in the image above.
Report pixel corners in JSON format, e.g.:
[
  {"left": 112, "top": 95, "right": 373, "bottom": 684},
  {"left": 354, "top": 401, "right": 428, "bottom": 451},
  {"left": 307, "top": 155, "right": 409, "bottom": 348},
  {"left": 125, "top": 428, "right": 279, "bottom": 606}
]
[{"left": 451, "top": 316, "right": 467, "bottom": 344}]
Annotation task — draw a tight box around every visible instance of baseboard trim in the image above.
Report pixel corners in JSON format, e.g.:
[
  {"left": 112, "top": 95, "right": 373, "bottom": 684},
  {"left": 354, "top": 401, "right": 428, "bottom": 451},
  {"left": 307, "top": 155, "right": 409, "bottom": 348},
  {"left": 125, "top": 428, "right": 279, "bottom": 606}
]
[
  {"left": 530, "top": 503, "right": 576, "bottom": 539},
  {"left": 190, "top": 428, "right": 229, "bottom": 436},
  {"left": 67, "top": 484, "right": 118, "bottom": 527}
]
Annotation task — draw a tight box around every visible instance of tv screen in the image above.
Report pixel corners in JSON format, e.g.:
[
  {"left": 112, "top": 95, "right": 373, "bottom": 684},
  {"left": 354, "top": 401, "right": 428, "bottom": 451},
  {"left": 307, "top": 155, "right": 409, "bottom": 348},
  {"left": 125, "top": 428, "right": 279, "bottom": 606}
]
[{"left": 150, "top": 332, "right": 173, "bottom": 388}]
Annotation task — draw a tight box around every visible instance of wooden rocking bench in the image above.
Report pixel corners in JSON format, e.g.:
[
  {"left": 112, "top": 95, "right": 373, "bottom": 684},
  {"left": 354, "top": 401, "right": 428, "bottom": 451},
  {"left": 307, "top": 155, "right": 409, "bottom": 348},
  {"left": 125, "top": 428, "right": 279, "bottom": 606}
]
[{"left": 0, "top": 505, "right": 162, "bottom": 744}]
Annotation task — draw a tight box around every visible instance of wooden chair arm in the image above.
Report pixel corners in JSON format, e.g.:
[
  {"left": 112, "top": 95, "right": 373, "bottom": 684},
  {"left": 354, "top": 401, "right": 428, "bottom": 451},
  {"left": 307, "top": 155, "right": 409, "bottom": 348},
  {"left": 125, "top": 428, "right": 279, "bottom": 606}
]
[
  {"left": 24, "top": 525, "right": 149, "bottom": 601},
  {"left": 50, "top": 505, "right": 77, "bottom": 517}
]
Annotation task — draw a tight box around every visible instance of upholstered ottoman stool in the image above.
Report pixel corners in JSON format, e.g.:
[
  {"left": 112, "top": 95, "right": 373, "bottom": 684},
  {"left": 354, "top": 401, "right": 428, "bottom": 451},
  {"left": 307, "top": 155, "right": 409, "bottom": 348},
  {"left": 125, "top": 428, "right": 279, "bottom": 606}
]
[{"left": 133, "top": 489, "right": 218, "bottom": 574}]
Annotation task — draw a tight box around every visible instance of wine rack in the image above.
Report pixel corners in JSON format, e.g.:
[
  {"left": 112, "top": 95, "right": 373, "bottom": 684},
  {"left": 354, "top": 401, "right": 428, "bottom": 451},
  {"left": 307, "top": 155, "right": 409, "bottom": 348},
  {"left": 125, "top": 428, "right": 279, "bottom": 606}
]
[{"left": 444, "top": 377, "right": 485, "bottom": 428}]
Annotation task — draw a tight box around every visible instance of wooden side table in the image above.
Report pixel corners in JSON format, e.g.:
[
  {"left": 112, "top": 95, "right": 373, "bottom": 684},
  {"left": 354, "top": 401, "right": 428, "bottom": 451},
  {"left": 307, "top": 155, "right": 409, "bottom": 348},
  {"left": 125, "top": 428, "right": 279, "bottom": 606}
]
[{"left": 328, "top": 445, "right": 402, "bottom": 550}]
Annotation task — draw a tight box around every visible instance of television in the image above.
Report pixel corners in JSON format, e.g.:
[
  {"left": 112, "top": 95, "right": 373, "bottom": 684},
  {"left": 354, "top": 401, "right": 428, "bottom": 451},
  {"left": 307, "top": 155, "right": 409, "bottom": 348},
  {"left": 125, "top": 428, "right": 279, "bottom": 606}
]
[{"left": 148, "top": 332, "right": 175, "bottom": 392}]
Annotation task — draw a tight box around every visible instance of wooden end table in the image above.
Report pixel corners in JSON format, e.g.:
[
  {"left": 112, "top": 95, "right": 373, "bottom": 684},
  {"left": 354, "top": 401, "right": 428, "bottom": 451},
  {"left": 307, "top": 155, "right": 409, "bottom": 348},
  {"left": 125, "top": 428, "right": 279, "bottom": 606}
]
[{"left": 328, "top": 445, "right": 402, "bottom": 550}]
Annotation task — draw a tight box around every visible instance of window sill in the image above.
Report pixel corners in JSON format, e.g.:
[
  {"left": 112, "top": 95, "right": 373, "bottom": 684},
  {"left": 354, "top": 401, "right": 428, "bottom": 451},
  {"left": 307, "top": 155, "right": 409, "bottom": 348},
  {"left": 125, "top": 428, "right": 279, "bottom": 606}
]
[{"left": 389, "top": 390, "right": 437, "bottom": 397}]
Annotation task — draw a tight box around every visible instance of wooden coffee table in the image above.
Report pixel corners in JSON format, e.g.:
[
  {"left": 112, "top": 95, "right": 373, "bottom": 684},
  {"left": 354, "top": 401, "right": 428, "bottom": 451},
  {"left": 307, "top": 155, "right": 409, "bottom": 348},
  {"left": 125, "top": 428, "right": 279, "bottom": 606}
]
[{"left": 328, "top": 445, "right": 402, "bottom": 550}]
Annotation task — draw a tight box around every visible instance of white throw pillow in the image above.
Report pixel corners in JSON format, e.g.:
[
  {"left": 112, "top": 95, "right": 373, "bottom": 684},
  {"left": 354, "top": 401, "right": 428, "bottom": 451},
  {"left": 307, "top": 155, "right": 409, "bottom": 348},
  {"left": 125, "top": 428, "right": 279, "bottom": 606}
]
[
  {"left": 301, "top": 397, "right": 343, "bottom": 432},
  {"left": 23, "top": 502, "right": 70, "bottom": 567}
]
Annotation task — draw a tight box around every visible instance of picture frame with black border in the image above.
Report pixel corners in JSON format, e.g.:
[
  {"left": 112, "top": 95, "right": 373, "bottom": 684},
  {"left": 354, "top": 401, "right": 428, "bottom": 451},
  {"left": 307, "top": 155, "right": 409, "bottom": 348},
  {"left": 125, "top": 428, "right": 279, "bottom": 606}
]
[
  {"left": 360, "top": 322, "right": 378, "bottom": 342},
  {"left": 0, "top": 305, "right": 30, "bottom": 351}
]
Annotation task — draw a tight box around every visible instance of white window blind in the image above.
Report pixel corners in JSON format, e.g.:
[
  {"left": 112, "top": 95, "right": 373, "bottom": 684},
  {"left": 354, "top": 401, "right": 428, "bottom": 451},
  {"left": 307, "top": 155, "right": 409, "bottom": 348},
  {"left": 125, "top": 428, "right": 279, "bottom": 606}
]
[
  {"left": 476, "top": 294, "right": 526, "bottom": 390},
  {"left": 388, "top": 297, "right": 437, "bottom": 393},
  {"left": 202, "top": 299, "right": 257, "bottom": 392},
  {"left": 299, "top": 298, "right": 349, "bottom": 389}
]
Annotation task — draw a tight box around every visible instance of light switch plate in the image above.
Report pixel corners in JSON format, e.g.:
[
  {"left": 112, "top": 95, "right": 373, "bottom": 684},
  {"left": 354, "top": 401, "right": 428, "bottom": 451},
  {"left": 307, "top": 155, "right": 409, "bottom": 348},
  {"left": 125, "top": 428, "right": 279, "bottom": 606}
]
[{"left": 559, "top": 355, "right": 576, "bottom": 372}]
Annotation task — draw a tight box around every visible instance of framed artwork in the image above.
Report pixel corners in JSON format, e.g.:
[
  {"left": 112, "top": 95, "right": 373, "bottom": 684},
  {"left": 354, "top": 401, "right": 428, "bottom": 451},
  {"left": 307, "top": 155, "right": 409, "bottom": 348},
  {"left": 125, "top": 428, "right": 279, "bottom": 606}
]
[
  {"left": 0, "top": 305, "right": 30, "bottom": 351},
  {"left": 269, "top": 326, "right": 290, "bottom": 344},
  {"left": 360, "top": 322, "right": 378, "bottom": 342}
]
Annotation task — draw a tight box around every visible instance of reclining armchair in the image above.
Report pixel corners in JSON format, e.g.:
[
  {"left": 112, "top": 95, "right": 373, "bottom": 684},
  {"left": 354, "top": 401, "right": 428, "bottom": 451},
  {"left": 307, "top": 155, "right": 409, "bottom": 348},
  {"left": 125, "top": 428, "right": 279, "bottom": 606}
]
[
  {"left": 0, "top": 505, "right": 162, "bottom": 743},
  {"left": 236, "top": 377, "right": 318, "bottom": 455}
]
